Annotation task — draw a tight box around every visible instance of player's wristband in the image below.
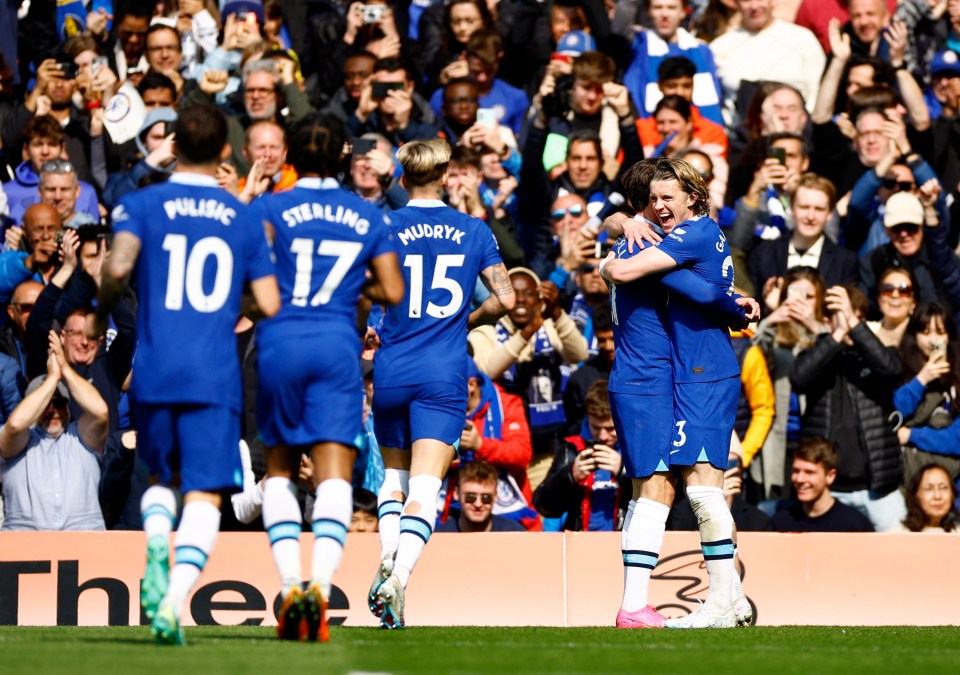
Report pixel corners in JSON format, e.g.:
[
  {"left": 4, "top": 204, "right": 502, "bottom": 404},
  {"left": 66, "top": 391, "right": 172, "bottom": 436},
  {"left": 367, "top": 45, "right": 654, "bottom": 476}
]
[{"left": 598, "top": 255, "right": 612, "bottom": 281}]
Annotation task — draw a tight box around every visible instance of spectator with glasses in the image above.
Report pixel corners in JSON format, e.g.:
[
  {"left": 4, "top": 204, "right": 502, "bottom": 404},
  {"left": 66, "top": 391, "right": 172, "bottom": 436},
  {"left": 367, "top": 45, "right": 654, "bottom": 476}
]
[
  {"left": 436, "top": 460, "right": 525, "bottom": 533},
  {"left": 529, "top": 193, "right": 590, "bottom": 301},
  {"left": 894, "top": 463, "right": 960, "bottom": 533},
  {"left": 861, "top": 190, "right": 943, "bottom": 316},
  {"left": 845, "top": 111, "right": 943, "bottom": 256},
  {"left": 866, "top": 267, "right": 917, "bottom": 347}
]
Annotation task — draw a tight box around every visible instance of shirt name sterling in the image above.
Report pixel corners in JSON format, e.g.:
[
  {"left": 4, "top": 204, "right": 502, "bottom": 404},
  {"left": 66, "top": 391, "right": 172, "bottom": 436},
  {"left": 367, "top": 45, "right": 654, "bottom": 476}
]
[
  {"left": 397, "top": 223, "right": 465, "bottom": 246},
  {"left": 164, "top": 198, "right": 236, "bottom": 226},
  {"left": 281, "top": 203, "right": 370, "bottom": 235}
]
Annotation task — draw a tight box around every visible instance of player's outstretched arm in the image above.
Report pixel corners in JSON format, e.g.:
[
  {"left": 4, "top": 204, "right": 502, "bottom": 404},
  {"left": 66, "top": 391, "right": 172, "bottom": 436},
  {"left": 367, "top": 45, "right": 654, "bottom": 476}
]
[
  {"left": 598, "top": 246, "right": 676, "bottom": 284},
  {"left": 363, "top": 252, "right": 405, "bottom": 306},
  {"left": 469, "top": 262, "right": 516, "bottom": 330},
  {"left": 90, "top": 232, "right": 141, "bottom": 339},
  {"left": 661, "top": 268, "right": 749, "bottom": 327}
]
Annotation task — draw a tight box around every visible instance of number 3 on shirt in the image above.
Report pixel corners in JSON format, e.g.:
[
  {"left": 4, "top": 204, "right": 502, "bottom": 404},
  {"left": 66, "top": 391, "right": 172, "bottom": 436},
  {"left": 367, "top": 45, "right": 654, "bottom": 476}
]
[{"left": 404, "top": 254, "right": 465, "bottom": 319}]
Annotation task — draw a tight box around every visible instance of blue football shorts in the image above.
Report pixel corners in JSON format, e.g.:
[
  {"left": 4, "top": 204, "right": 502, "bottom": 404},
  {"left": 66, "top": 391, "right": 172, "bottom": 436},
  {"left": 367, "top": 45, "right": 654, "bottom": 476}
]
[
  {"left": 669, "top": 376, "right": 740, "bottom": 470},
  {"left": 134, "top": 401, "right": 242, "bottom": 494},
  {"left": 610, "top": 391, "right": 675, "bottom": 479},
  {"left": 256, "top": 325, "right": 363, "bottom": 448},
  {"left": 373, "top": 380, "right": 467, "bottom": 450}
]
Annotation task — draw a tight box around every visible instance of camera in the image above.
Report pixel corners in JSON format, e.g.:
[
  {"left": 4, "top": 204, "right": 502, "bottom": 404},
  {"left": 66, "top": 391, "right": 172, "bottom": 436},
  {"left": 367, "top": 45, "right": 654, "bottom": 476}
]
[
  {"left": 541, "top": 74, "right": 573, "bottom": 119},
  {"left": 362, "top": 4, "right": 385, "bottom": 23},
  {"left": 57, "top": 62, "right": 79, "bottom": 79}
]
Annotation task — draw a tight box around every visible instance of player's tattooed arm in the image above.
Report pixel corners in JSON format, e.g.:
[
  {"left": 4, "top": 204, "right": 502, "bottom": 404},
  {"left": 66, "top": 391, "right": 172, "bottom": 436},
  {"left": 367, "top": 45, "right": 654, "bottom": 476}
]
[
  {"left": 89, "top": 232, "right": 141, "bottom": 339},
  {"left": 469, "top": 262, "right": 516, "bottom": 330}
]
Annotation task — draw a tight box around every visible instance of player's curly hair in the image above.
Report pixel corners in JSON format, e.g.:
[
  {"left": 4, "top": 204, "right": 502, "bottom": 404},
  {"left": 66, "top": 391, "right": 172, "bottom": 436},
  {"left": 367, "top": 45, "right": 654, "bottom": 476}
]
[
  {"left": 288, "top": 113, "right": 346, "bottom": 177},
  {"left": 650, "top": 158, "right": 710, "bottom": 217}
]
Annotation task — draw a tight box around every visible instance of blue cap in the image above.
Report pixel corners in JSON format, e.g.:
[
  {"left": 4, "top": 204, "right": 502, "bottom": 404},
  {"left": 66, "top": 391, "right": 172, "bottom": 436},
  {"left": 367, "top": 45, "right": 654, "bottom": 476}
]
[
  {"left": 931, "top": 50, "right": 960, "bottom": 77},
  {"left": 222, "top": 0, "right": 264, "bottom": 24},
  {"left": 556, "top": 31, "right": 597, "bottom": 57}
]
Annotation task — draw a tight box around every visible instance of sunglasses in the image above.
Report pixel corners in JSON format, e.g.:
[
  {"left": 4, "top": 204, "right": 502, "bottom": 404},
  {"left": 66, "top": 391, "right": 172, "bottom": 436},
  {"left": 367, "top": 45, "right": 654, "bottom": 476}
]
[
  {"left": 462, "top": 492, "right": 494, "bottom": 505},
  {"left": 551, "top": 204, "right": 584, "bottom": 221},
  {"left": 888, "top": 223, "right": 920, "bottom": 236},
  {"left": 13, "top": 303, "right": 34, "bottom": 312},
  {"left": 51, "top": 397, "right": 69, "bottom": 408},
  {"left": 879, "top": 283, "right": 913, "bottom": 297},
  {"left": 882, "top": 179, "right": 916, "bottom": 192}
]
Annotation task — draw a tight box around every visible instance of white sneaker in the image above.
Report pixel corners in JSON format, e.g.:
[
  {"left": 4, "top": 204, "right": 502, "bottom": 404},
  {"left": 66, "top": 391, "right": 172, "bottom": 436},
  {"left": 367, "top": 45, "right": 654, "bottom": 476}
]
[
  {"left": 665, "top": 603, "right": 737, "bottom": 629},
  {"left": 733, "top": 594, "right": 753, "bottom": 626},
  {"left": 367, "top": 556, "right": 394, "bottom": 618},
  {"left": 376, "top": 574, "right": 405, "bottom": 630}
]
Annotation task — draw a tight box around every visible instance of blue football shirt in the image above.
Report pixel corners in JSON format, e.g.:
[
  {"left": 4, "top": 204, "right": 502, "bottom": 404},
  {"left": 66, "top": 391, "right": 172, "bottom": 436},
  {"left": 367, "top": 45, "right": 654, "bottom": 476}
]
[
  {"left": 254, "top": 178, "right": 396, "bottom": 332},
  {"left": 608, "top": 234, "right": 673, "bottom": 396},
  {"left": 112, "top": 173, "right": 274, "bottom": 411},
  {"left": 655, "top": 216, "right": 741, "bottom": 383},
  {"left": 375, "top": 200, "right": 502, "bottom": 386}
]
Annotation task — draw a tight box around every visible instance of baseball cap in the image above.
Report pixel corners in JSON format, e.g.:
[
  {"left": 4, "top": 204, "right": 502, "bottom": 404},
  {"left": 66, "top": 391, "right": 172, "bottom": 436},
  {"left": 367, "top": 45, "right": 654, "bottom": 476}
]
[
  {"left": 931, "top": 50, "right": 960, "bottom": 78},
  {"left": 883, "top": 192, "right": 924, "bottom": 228},
  {"left": 25, "top": 375, "right": 70, "bottom": 401},
  {"left": 222, "top": 0, "right": 264, "bottom": 24},
  {"left": 556, "top": 31, "right": 597, "bottom": 57}
]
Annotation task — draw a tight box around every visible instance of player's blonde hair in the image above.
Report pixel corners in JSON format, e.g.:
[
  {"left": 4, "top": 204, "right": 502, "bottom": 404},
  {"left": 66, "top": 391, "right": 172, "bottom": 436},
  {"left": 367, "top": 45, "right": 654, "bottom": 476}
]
[
  {"left": 651, "top": 157, "right": 710, "bottom": 217},
  {"left": 397, "top": 139, "right": 452, "bottom": 188}
]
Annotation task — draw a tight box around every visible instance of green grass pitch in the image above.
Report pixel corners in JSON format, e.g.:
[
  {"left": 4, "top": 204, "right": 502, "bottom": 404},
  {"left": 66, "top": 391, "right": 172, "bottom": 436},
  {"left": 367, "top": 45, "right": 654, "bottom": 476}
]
[{"left": 2, "top": 626, "right": 959, "bottom": 675}]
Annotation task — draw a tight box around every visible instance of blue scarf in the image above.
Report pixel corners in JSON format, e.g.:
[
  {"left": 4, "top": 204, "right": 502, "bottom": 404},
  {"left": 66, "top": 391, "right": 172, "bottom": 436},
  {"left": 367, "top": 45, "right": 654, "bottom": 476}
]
[{"left": 495, "top": 322, "right": 566, "bottom": 429}]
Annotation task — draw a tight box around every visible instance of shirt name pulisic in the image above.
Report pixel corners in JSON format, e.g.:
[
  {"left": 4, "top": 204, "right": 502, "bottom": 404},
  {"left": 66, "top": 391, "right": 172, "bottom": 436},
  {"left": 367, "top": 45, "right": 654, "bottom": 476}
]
[
  {"left": 281, "top": 202, "right": 370, "bottom": 235},
  {"left": 163, "top": 198, "right": 236, "bottom": 225},
  {"left": 397, "top": 223, "right": 465, "bottom": 246}
]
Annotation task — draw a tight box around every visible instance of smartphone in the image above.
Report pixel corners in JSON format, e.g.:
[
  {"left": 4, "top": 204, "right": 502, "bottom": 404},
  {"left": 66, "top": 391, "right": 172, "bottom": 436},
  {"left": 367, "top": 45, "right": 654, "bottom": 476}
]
[
  {"left": 727, "top": 456, "right": 741, "bottom": 471},
  {"left": 362, "top": 4, "right": 385, "bottom": 23},
  {"left": 767, "top": 146, "right": 786, "bottom": 165},
  {"left": 92, "top": 55, "right": 109, "bottom": 77},
  {"left": 57, "top": 62, "right": 79, "bottom": 79},
  {"left": 594, "top": 241, "right": 611, "bottom": 259},
  {"left": 350, "top": 137, "right": 376, "bottom": 155},
  {"left": 164, "top": 121, "right": 176, "bottom": 137},
  {"left": 786, "top": 285, "right": 806, "bottom": 302},
  {"left": 476, "top": 108, "right": 498, "bottom": 128},
  {"left": 372, "top": 81, "right": 403, "bottom": 100},
  {"left": 930, "top": 340, "right": 947, "bottom": 359}
]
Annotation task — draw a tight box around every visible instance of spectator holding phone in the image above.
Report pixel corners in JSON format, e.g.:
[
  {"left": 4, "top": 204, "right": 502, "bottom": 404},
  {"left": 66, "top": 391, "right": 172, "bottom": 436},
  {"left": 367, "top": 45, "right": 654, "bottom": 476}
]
[
  {"left": 895, "top": 303, "right": 960, "bottom": 483},
  {"left": 533, "top": 380, "right": 630, "bottom": 531},
  {"left": 348, "top": 57, "right": 439, "bottom": 147},
  {"left": 348, "top": 133, "right": 408, "bottom": 213}
]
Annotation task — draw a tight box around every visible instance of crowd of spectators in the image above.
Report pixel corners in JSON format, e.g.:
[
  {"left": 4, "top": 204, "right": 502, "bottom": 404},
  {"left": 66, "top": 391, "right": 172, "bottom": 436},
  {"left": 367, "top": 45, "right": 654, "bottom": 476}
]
[{"left": 1, "top": 0, "right": 960, "bottom": 535}]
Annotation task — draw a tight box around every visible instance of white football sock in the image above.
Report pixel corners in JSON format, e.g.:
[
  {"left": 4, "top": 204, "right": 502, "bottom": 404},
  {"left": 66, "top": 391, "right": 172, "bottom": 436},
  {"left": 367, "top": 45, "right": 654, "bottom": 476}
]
[
  {"left": 262, "top": 477, "right": 303, "bottom": 595},
  {"left": 310, "top": 478, "right": 353, "bottom": 600},
  {"left": 393, "top": 474, "right": 441, "bottom": 588},
  {"left": 687, "top": 485, "right": 735, "bottom": 612},
  {"left": 140, "top": 485, "right": 177, "bottom": 538},
  {"left": 377, "top": 468, "right": 409, "bottom": 561},
  {"left": 165, "top": 500, "right": 221, "bottom": 613},
  {"left": 621, "top": 498, "right": 670, "bottom": 611}
]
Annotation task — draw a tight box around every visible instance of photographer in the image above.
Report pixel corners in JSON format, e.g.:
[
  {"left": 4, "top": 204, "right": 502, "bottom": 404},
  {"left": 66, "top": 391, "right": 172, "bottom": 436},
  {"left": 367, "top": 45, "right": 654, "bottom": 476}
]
[
  {"left": 533, "top": 380, "right": 630, "bottom": 531},
  {"left": 348, "top": 133, "right": 408, "bottom": 213},
  {"left": 519, "top": 51, "right": 642, "bottom": 259},
  {"left": 348, "top": 57, "right": 439, "bottom": 147}
]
